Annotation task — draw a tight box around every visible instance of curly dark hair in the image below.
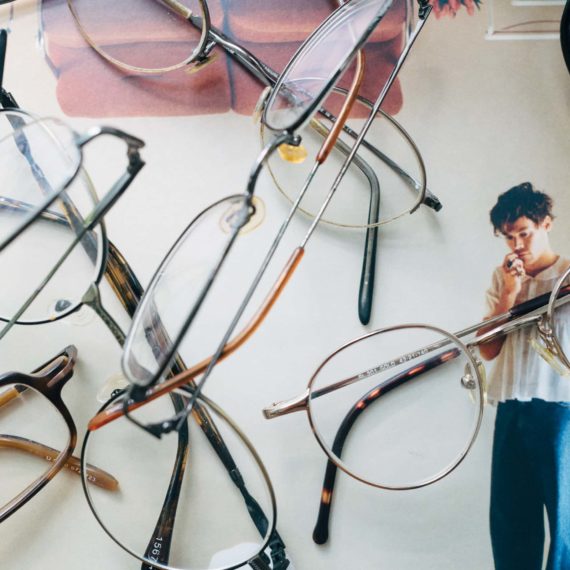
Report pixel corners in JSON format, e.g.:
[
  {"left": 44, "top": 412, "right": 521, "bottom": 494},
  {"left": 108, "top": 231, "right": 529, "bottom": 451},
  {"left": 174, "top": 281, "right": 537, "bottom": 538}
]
[{"left": 490, "top": 182, "right": 554, "bottom": 235}]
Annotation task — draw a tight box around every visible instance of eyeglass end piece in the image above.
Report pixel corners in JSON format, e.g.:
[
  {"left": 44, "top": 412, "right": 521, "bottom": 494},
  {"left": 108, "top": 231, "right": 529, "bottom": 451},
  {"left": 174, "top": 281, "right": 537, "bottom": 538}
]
[{"left": 263, "top": 390, "right": 309, "bottom": 419}]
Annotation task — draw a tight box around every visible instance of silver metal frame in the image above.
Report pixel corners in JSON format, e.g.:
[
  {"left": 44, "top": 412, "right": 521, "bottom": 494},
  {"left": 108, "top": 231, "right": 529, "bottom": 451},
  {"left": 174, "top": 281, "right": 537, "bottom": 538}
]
[{"left": 264, "top": 269, "right": 570, "bottom": 489}]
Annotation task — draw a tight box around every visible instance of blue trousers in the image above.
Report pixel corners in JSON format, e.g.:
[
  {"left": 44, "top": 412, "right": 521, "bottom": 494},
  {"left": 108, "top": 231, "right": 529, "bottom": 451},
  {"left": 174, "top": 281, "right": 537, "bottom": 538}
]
[{"left": 490, "top": 399, "right": 570, "bottom": 570}]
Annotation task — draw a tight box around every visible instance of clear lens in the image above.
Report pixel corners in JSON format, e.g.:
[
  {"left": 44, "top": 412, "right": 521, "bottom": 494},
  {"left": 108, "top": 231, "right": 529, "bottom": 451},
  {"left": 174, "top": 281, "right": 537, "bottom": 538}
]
[
  {"left": 0, "top": 113, "right": 82, "bottom": 248},
  {"left": 68, "top": 0, "right": 208, "bottom": 73},
  {"left": 83, "top": 393, "right": 275, "bottom": 570},
  {"left": 0, "top": 383, "right": 71, "bottom": 516},
  {"left": 0, "top": 165, "right": 103, "bottom": 324},
  {"left": 263, "top": 0, "right": 392, "bottom": 131},
  {"left": 307, "top": 325, "right": 483, "bottom": 489},
  {"left": 122, "top": 195, "right": 262, "bottom": 387},
  {"left": 262, "top": 90, "right": 425, "bottom": 228}
]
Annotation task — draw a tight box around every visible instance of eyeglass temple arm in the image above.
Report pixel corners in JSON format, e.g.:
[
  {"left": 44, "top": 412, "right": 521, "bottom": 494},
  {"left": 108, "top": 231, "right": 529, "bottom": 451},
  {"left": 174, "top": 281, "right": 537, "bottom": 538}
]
[
  {"left": 268, "top": 283, "right": 570, "bottom": 421},
  {"left": 311, "top": 348, "right": 460, "bottom": 544},
  {"left": 174, "top": 386, "right": 290, "bottom": 569},
  {"left": 315, "top": 50, "right": 379, "bottom": 324},
  {"left": 471, "top": 284, "right": 570, "bottom": 353},
  {"left": 88, "top": 246, "right": 305, "bottom": 430},
  {"left": 316, "top": 99, "right": 441, "bottom": 212},
  {"left": 157, "top": 0, "right": 192, "bottom": 20},
  {"left": 308, "top": 117, "right": 379, "bottom": 325},
  {"left": 101, "top": 244, "right": 292, "bottom": 565},
  {"left": 140, "top": 393, "right": 190, "bottom": 569},
  {"left": 317, "top": 50, "right": 365, "bottom": 163},
  {"left": 0, "top": 434, "right": 118, "bottom": 490}
]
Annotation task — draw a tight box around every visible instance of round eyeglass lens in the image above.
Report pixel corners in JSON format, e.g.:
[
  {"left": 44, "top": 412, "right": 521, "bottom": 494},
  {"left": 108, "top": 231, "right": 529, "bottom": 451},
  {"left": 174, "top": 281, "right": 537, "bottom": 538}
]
[
  {"left": 0, "top": 162, "right": 104, "bottom": 325},
  {"left": 122, "top": 194, "right": 262, "bottom": 387},
  {"left": 82, "top": 392, "right": 275, "bottom": 570},
  {"left": 263, "top": 0, "right": 393, "bottom": 132},
  {"left": 307, "top": 325, "right": 484, "bottom": 489},
  {"left": 67, "top": 0, "right": 209, "bottom": 73},
  {"left": 0, "top": 383, "right": 71, "bottom": 520},
  {"left": 262, "top": 90, "right": 425, "bottom": 228}
]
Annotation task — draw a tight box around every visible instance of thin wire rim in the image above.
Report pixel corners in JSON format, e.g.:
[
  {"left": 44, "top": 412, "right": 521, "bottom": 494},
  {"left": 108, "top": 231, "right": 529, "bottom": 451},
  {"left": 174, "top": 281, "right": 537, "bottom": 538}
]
[
  {"left": 66, "top": 0, "right": 211, "bottom": 75},
  {"left": 80, "top": 390, "right": 277, "bottom": 570},
  {"left": 305, "top": 322, "right": 485, "bottom": 491}
]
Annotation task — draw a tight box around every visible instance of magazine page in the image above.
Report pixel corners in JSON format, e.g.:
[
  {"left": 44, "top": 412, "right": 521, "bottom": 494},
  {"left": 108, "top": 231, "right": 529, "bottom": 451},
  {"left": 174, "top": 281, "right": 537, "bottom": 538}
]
[{"left": 0, "top": 0, "right": 569, "bottom": 568}]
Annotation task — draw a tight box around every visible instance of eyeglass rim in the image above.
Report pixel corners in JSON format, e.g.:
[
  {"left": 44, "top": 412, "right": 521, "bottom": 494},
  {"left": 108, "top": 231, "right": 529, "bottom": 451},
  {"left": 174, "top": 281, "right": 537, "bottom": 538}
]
[
  {"left": 544, "top": 263, "right": 570, "bottom": 370},
  {"left": 0, "top": 345, "right": 78, "bottom": 522},
  {"left": 80, "top": 389, "right": 277, "bottom": 570},
  {"left": 260, "top": 88, "right": 427, "bottom": 229},
  {"left": 305, "top": 322, "right": 485, "bottom": 491},
  {"left": 0, "top": 166, "right": 110, "bottom": 325},
  {"left": 121, "top": 193, "right": 252, "bottom": 388},
  {"left": 66, "top": 0, "right": 212, "bottom": 75},
  {"left": 262, "top": 0, "right": 393, "bottom": 134}
]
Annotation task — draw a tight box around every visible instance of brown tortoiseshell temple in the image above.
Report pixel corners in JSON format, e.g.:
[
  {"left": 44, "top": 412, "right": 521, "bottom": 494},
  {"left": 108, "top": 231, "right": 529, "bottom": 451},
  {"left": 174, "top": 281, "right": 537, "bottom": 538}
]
[{"left": 311, "top": 348, "right": 460, "bottom": 544}]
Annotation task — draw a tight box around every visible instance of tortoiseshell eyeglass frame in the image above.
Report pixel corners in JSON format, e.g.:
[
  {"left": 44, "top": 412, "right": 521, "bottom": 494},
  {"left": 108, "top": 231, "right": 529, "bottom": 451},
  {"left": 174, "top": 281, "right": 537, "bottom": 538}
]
[
  {"left": 264, "top": 273, "right": 570, "bottom": 544},
  {"left": 0, "top": 345, "right": 120, "bottom": 522}
]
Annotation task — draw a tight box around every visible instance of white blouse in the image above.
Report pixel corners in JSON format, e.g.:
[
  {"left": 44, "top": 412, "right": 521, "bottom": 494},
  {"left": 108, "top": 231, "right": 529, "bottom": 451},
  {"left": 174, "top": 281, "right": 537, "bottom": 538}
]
[{"left": 484, "top": 255, "right": 570, "bottom": 404}]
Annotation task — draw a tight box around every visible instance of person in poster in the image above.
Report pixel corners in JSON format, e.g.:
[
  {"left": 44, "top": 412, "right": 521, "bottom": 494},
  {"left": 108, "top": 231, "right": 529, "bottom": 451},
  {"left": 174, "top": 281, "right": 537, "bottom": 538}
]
[{"left": 480, "top": 182, "right": 570, "bottom": 570}]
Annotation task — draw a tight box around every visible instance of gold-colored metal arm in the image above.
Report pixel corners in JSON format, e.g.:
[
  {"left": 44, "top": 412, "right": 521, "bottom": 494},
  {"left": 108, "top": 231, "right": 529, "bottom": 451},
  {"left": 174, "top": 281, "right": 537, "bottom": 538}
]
[
  {"left": 316, "top": 50, "right": 365, "bottom": 164},
  {"left": 89, "top": 247, "right": 306, "bottom": 430},
  {"left": 0, "top": 434, "right": 119, "bottom": 490}
]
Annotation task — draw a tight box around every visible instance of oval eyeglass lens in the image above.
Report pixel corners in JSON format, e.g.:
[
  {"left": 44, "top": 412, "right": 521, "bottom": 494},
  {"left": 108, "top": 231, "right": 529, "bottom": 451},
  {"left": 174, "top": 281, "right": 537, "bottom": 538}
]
[
  {"left": 67, "top": 0, "right": 208, "bottom": 73},
  {"left": 83, "top": 393, "right": 275, "bottom": 570},
  {"left": 0, "top": 383, "right": 71, "bottom": 519},
  {"left": 263, "top": 0, "right": 393, "bottom": 132},
  {"left": 121, "top": 195, "right": 260, "bottom": 387},
  {"left": 308, "top": 325, "right": 483, "bottom": 489}
]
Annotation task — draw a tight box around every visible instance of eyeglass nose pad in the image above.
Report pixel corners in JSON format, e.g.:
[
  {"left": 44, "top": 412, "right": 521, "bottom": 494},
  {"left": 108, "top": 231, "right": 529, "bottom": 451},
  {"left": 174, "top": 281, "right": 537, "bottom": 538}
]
[
  {"left": 47, "top": 298, "right": 73, "bottom": 317},
  {"left": 461, "top": 364, "right": 476, "bottom": 391},
  {"left": 253, "top": 86, "right": 272, "bottom": 124},
  {"left": 461, "top": 361, "right": 487, "bottom": 405},
  {"left": 97, "top": 372, "right": 129, "bottom": 403},
  {"left": 46, "top": 298, "right": 95, "bottom": 326},
  {"left": 219, "top": 196, "right": 265, "bottom": 236},
  {"left": 277, "top": 142, "right": 308, "bottom": 164},
  {"left": 187, "top": 50, "right": 220, "bottom": 75}
]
